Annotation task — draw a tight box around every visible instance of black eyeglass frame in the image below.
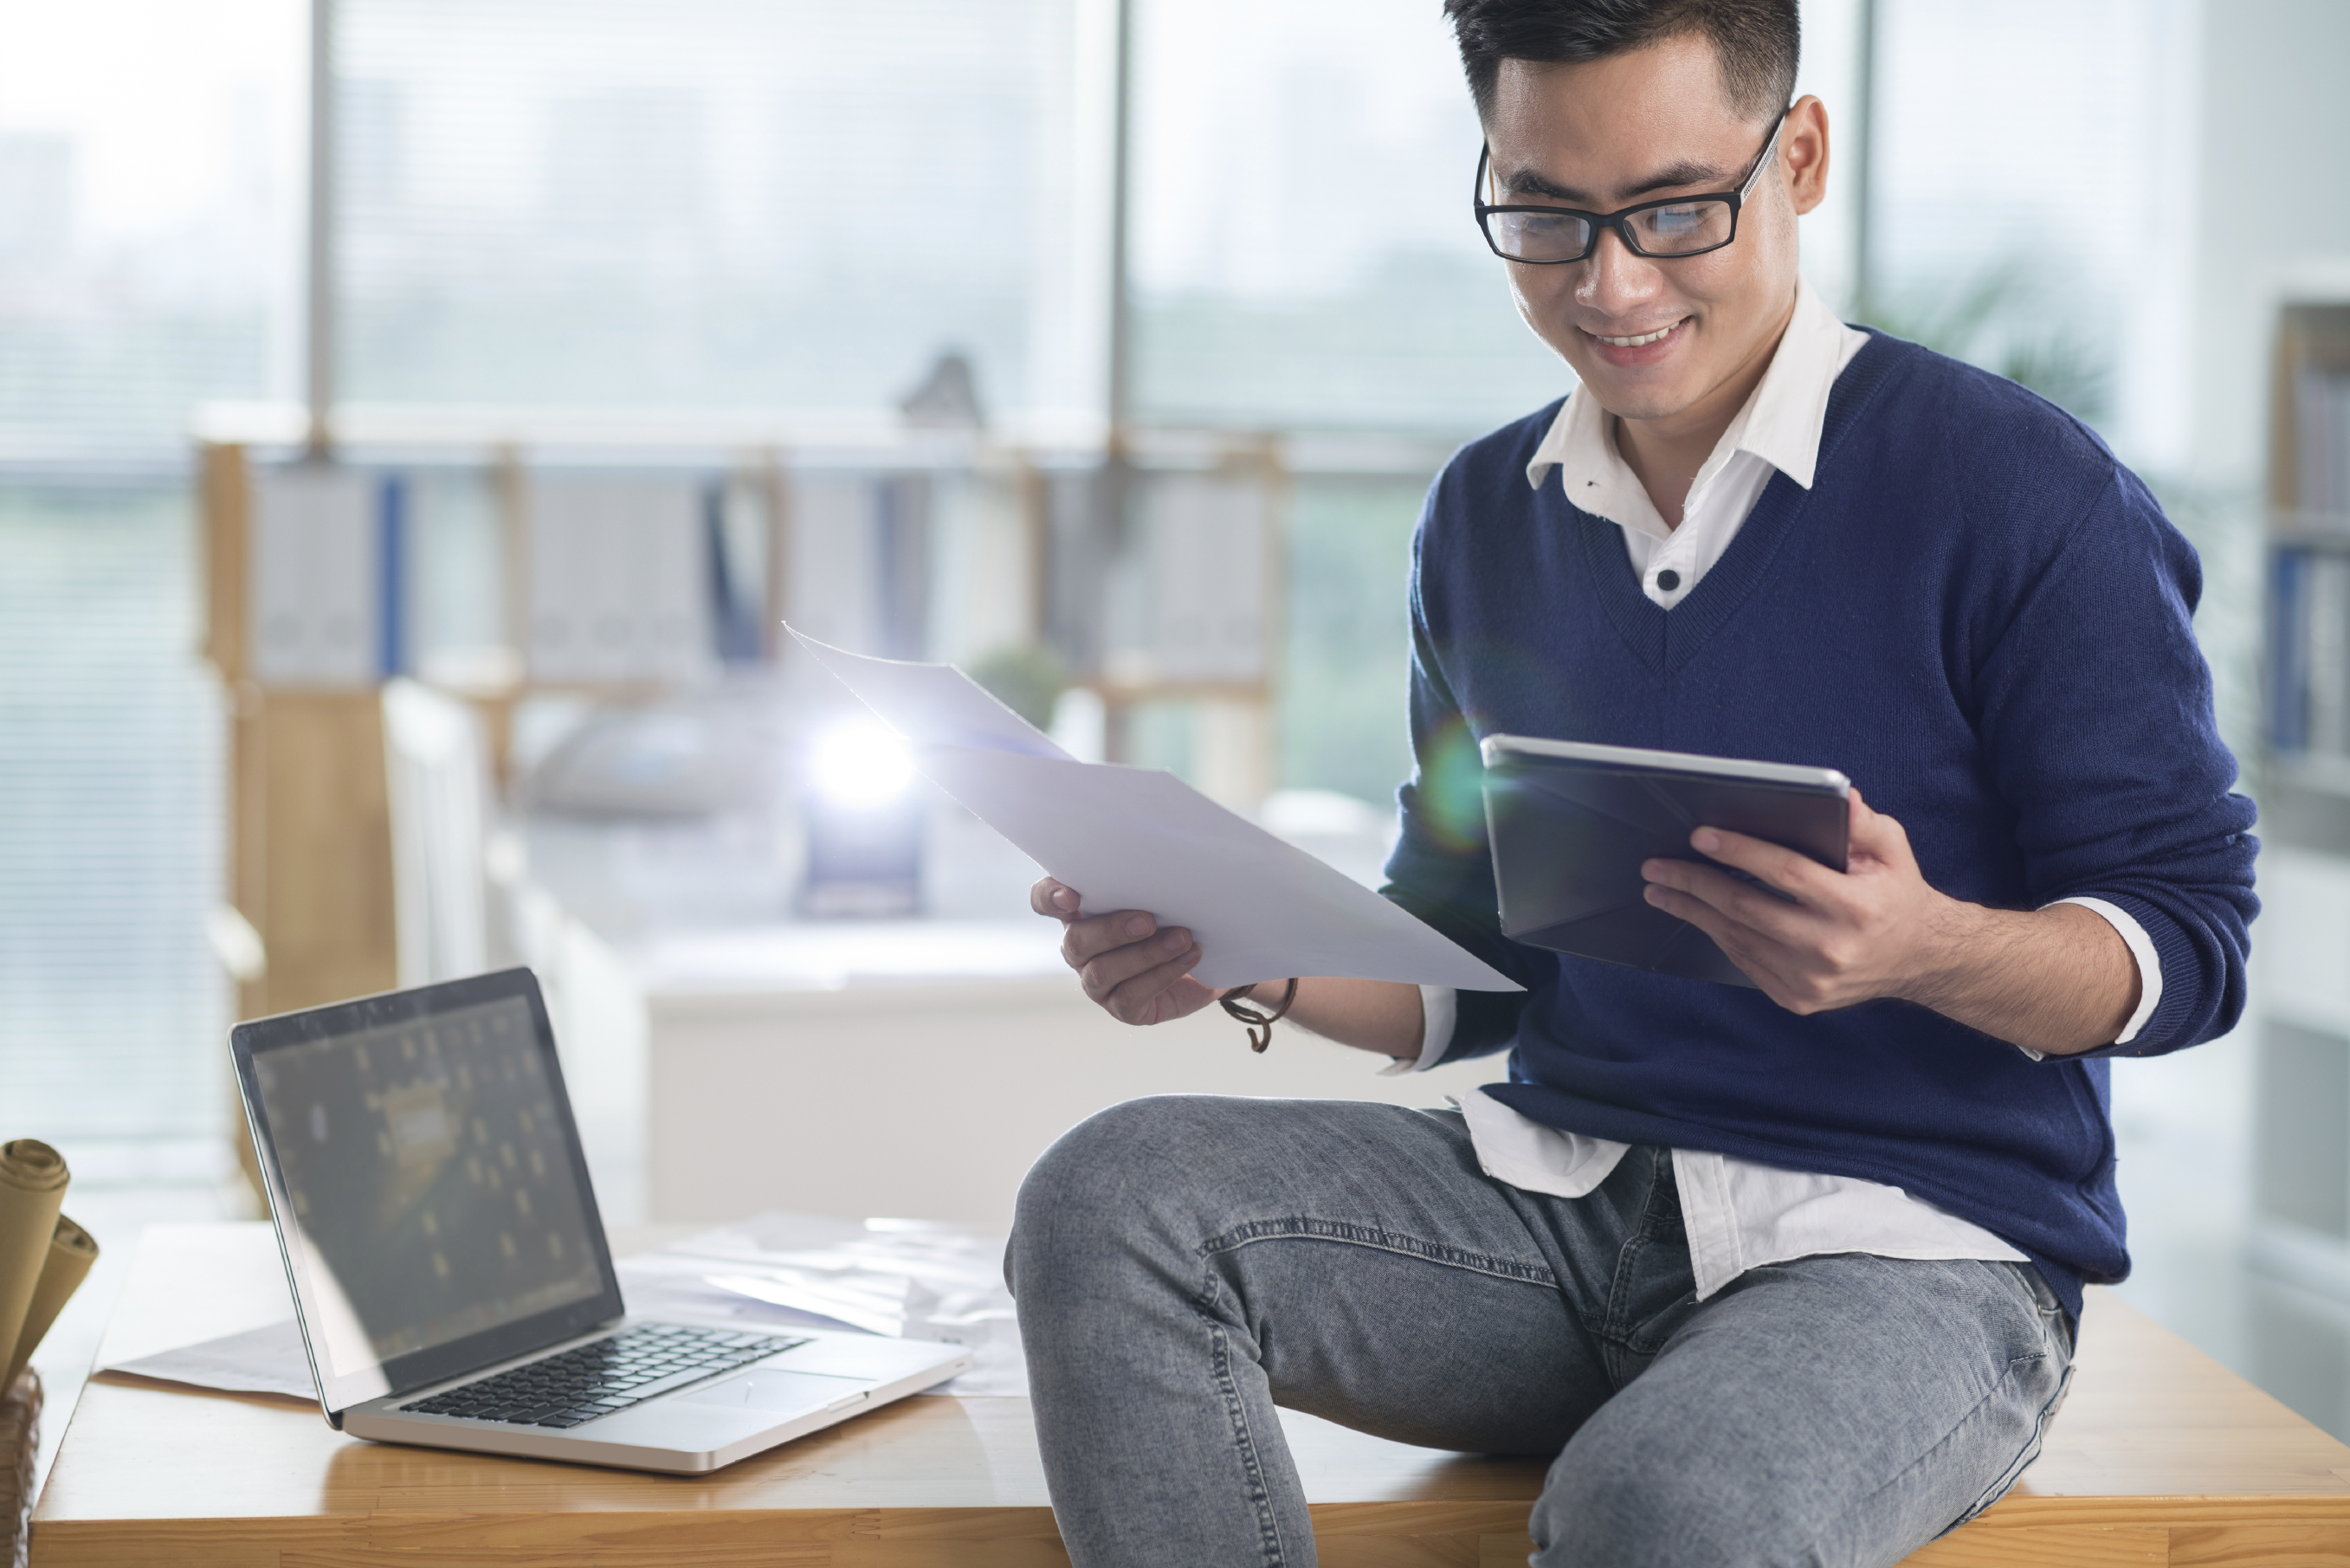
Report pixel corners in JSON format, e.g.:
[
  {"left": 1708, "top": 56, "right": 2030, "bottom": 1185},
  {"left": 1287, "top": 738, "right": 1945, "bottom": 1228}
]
[{"left": 1474, "top": 108, "right": 1790, "bottom": 265}]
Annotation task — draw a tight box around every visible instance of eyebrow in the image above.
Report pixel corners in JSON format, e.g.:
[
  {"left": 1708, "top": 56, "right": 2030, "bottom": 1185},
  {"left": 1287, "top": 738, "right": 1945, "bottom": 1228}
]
[{"left": 1501, "top": 158, "right": 1727, "bottom": 206}]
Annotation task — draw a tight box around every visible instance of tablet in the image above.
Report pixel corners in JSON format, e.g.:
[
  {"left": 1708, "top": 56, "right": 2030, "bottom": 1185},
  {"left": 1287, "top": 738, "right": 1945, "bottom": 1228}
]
[{"left": 1478, "top": 735, "right": 1851, "bottom": 988}]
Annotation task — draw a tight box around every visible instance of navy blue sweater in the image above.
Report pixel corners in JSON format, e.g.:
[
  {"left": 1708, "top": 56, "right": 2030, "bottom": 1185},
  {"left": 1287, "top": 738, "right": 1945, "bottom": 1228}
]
[{"left": 1382, "top": 332, "right": 2258, "bottom": 1316}]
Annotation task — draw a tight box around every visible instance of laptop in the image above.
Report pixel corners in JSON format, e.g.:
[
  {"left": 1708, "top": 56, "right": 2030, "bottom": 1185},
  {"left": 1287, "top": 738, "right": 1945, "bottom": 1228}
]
[{"left": 229, "top": 966, "right": 971, "bottom": 1474}]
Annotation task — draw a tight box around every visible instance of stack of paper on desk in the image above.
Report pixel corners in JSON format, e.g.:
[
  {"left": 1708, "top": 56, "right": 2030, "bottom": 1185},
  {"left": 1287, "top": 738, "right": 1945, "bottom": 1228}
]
[
  {"left": 108, "top": 1213, "right": 1030, "bottom": 1403},
  {"left": 789, "top": 629, "right": 1520, "bottom": 993},
  {"left": 618, "top": 1212, "right": 1025, "bottom": 1397}
]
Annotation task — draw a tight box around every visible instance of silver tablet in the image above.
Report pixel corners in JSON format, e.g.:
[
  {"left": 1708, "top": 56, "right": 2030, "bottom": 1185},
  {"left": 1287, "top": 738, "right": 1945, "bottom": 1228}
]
[{"left": 1478, "top": 736, "right": 1850, "bottom": 987}]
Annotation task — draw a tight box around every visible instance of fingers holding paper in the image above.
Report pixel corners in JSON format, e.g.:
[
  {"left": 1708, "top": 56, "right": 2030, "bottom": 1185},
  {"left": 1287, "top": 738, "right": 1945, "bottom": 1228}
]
[{"left": 1031, "top": 876, "right": 1220, "bottom": 1026}]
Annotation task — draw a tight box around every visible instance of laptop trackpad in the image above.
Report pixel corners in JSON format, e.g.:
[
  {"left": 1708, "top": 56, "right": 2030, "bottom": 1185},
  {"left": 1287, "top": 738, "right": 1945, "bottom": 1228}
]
[{"left": 674, "top": 1368, "right": 870, "bottom": 1416}]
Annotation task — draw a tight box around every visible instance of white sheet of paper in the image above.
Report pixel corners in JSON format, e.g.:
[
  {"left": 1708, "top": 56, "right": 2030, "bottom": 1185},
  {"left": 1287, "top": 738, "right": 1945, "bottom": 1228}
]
[
  {"left": 104, "top": 1317, "right": 317, "bottom": 1402},
  {"left": 788, "top": 629, "right": 1519, "bottom": 991},
  {"left": 926, "top": 748, "right": 1514, "bottom": 989},
  {"left": 792, "top": 628, "right": 1071, "bottom": 758}
]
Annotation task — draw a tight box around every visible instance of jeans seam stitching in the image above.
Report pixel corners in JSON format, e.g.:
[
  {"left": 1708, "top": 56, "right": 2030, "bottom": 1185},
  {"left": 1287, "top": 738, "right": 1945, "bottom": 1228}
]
[
  {"left": 1200, "top": 1218, "right": 1556, "bottom": 1286},
  {"left": 1197, "top": 1268, "right": 1288, "bottom": 1568},
  {"left": 1598, "top": 1153, "right": 1678, "bottom": 1381},
  {"left": 1776, "top": 1349, "right": 2051, "bottom": 1565},
  {"left": 1599, "top": 1232, "right": 1650, "bottom": 1384},
  {"left": 1951, "top": 1352, "right": 2073, "bottom": 1526}
]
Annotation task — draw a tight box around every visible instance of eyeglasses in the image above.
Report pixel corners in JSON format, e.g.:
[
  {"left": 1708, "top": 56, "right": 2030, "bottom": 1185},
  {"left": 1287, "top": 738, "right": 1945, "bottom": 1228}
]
[{"left": 1475, "top": 110, "right": 1788, "bottom": 265}]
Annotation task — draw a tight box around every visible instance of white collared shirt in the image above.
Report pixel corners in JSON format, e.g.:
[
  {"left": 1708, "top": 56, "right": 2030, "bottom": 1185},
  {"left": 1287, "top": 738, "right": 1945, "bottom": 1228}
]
[
  {"left": 1392, "top": 278, "right": 2162, "bottom": 1300},
  {"left": 1527, "top": 271, "right": 1866, "bottom": 609}
]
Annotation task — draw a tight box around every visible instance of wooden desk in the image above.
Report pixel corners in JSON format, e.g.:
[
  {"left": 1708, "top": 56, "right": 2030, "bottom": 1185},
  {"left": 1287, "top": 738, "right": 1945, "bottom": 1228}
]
[{"left": 30, "top": 1225, "right": 2350, "bottom": 1566}]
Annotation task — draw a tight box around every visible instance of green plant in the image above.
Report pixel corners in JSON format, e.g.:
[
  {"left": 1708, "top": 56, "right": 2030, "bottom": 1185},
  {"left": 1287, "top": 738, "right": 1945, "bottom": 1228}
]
[
  {"left": 1857, "top": 262, "right": 2111, "bottom": 423},
  {"left": 965, "top": 642, "right": 1068, "bottom": 731}
]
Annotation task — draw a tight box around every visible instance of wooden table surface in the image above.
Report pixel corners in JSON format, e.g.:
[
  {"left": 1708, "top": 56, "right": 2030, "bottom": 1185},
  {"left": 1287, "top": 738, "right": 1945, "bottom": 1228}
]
[{"left": 30, "top": 1223, "right": 2350, "bottom": 1567}]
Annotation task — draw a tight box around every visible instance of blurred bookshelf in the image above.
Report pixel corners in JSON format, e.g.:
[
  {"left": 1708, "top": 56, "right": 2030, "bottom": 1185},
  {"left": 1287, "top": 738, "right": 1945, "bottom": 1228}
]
[
  {"left": 2251, "top": 299, "right": 2350, "bottom": 1433},
  {"left": 191, "top": 408, "right": 1301, "bottom": 1008},
  {"left": 2267, "top": 305, "right": 2350, "bottom": 788}
]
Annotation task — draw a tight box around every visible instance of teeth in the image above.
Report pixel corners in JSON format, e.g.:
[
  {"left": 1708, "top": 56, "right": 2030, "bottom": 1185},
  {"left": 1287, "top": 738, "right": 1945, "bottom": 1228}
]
[{"left": 1596, "top": 322, "right": 1680, "bottom": 346}]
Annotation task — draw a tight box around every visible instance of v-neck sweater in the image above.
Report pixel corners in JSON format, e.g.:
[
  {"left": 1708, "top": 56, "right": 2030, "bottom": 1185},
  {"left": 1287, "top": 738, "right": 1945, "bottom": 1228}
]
[{"left": 1380, "top": 330, "right": 2259, "bottom": 1317}]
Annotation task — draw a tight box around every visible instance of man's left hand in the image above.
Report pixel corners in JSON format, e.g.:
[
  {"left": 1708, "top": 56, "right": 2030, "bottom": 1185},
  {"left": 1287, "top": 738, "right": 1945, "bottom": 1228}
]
[{"left": 1639, "top": 787, "right": 1967, "bottom": 1016}]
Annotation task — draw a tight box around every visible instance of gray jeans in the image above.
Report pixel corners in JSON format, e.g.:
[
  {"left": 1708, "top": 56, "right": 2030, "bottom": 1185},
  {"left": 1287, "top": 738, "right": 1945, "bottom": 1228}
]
[{"left": 1005, "top": 1095, "right": 2074, "bottom": 1568}]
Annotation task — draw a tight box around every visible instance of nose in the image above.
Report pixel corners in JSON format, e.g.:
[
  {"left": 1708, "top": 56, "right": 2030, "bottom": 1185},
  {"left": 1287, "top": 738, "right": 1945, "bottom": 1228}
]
[{"left": 1575, "top": 226, "right": 1662, "bottom": 318}]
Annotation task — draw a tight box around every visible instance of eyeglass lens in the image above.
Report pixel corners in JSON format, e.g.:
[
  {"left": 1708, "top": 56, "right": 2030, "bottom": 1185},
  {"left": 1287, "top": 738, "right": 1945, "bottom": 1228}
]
[{"left": 1487, "top": 198, "right": 1736, "bottom": 262}]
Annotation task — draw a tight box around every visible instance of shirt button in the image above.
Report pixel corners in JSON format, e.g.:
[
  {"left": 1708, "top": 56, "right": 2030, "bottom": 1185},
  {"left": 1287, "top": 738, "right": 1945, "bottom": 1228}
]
[{"left": 1656, "top": 569, "right": 1682, "bottom": 591}]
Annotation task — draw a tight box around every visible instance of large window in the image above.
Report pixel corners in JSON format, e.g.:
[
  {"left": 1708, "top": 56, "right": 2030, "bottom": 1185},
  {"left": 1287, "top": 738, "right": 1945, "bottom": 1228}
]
[
  {"left": 1867, "top": 0, "right": 2190, "bottom": 461},
  {"left": 0, "top": 0, "right": 301, "bottom": 461},
  {"left": 338, "top": 0, "right": 1105, "bottom": 423},
  {"left": 1130, "top": 0, "right": 1564, "bottom": 436},
  {"left": 0, "top": 489, "right": 226, "bottom": 1178},
  {"left": 0, "top": 0, "right": 294, "bottom": 1167}
]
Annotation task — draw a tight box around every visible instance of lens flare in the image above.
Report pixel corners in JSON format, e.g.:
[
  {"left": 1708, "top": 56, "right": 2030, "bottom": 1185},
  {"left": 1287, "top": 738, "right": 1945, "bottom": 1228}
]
[{"left": 812, "top": 721, "right": 913, "bottom": 805}]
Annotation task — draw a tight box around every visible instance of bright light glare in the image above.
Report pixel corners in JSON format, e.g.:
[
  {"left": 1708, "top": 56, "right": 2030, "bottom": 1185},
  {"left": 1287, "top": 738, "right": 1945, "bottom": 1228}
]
[{"left": 812, "top": 721, "right": 914, "bottom": 805}]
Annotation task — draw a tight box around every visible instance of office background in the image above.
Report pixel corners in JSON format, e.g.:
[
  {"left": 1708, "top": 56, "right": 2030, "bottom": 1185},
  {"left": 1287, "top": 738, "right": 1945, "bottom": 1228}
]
[{"left": 4, "top": 0, "right": 2350, "bottom": 1436}]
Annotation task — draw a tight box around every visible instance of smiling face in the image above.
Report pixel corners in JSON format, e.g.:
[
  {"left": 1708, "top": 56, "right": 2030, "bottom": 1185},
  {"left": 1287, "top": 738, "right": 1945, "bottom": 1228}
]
[{"left": 1483, "top": 32, "right": 1827, "bottom": 442}]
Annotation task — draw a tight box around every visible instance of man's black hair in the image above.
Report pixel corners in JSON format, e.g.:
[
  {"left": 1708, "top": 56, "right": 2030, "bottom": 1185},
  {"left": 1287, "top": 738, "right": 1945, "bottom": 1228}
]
[{"left": 1443, "top": 0, "right": 1799, "bottom": 125}]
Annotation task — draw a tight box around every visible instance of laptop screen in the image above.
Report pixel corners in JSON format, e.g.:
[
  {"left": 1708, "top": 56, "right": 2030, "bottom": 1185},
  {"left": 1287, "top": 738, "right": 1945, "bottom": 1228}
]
[{"left": 234, "top": 970, "right": 623, "bottom": 1416}]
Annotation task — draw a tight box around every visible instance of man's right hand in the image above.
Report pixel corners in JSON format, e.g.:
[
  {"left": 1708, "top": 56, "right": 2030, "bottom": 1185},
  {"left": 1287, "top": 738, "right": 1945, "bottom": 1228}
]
[{"left": 1032, "top": 876, "right": 1218, "bottom": 1026}]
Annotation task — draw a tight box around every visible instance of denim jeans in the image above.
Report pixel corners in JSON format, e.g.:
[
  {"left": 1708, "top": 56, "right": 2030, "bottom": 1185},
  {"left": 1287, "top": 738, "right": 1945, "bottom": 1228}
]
[{"left": 1005, "top": 1095, "right": 2075, "bottom": 1568}]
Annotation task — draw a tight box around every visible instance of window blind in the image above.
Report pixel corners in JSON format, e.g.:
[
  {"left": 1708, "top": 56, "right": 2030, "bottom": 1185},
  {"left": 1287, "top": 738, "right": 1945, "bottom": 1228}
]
[{"left": 0, "top": 489, "right": 228, "bottom": 1174}]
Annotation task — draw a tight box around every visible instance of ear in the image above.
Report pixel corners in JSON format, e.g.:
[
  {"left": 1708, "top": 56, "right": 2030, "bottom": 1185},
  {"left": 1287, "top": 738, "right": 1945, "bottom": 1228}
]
[{"left": 1782, "top": 95, "right": 1830, "bottom": 216}]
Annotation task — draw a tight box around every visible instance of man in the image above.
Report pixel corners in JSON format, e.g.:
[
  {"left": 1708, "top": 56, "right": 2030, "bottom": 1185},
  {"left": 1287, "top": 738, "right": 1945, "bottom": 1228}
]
[{"left": 1009, "top": 2, "right": 2258, "bottom": 1564}]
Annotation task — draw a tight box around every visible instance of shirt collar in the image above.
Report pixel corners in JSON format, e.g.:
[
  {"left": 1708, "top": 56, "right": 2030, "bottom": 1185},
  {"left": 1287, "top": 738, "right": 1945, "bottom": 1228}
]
[{"left": 1523, "top": 277, "right": 1867, "bottom": 537}]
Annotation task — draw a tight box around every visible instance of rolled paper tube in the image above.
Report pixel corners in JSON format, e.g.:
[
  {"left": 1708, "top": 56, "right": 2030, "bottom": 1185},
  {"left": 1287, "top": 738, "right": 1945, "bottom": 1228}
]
[
  {"left": 3, "top": 1216, "right": 97, "bottom": 1391},
  {"left": 0, "top": 1143, "right": 68, "bottom": 1402}
]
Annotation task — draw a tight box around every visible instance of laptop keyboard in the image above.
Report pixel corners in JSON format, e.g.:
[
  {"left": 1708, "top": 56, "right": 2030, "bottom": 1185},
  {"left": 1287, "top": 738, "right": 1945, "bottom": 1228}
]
[{"left": 401, "top": 1322, "right": 811, "bottom": 1429}]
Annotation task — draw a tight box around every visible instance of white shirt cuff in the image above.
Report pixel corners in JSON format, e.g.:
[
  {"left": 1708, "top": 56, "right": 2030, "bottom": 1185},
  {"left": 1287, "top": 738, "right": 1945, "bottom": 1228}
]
[{"left": 1379, "top": 984, "right": 1456, "bottom": 1075}]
